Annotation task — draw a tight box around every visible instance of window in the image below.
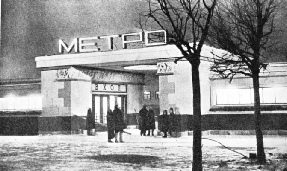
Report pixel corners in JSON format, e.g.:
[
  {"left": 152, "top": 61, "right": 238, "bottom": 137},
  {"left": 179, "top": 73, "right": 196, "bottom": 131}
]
[
  {"left": 155, "top": 91, "right": 160, "bottom": 99},
  {"left": 215, "top": 87, "right": 287, "bottom": 105},
  {"left": 144, "top": 91, "right": 151, "bottom": 100},
  {"left": 0, "top": 95, "right": 42, "bottom": 111},
  {"left": 275, "top": 87, "right": 287, "bottom": 103},
  {"left": 261, "top": 88, "right": 275, "bottom": 103}
]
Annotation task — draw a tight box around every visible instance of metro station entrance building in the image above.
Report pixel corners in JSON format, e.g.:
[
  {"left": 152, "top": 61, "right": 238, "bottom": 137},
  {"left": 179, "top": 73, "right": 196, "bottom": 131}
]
[
  {"left": 35, "top": 36, "right": 287, "bottom": 135},
  {"left": 35, "top": 39, "right": 203, "bottom": 133}
]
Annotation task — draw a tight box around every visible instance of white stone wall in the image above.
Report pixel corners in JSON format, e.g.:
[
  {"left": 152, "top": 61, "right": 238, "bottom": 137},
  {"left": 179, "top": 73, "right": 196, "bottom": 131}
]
[
  {"left": 199, "top": 62, "right": 212, "bottom": 114},
  {"left": 127, "top": 84, "right": 143, "bottom": 113},
  {"left": 174, "top": 61, "right": 193, "bottom": 114},
  {"left": 70, "top": 81, "right": 92, "bottom": 116}
]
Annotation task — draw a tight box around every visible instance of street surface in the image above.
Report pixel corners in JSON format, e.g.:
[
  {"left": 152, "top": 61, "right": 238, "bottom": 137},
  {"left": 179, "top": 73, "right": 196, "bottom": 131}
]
[{"left": 0, "top": 129, "right": 287, "bottom": 170}]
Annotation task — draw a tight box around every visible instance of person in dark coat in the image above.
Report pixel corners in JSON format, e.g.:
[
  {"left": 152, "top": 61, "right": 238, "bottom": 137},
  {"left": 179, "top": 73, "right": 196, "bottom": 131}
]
[
  {"left": 147, "top": 106, "right": 156, "bottom": 136},
  {"left": 107, "top": 109, "right": 115, "bottom": 142},
  {"left": 160, "top": 110, "right": 169, "bottom": 138},
  {"left": 113, "top": 105, "right": 126, "bottom": 143},
  {"left": 169, "top": 107, "right": 176, "bottom": 136},
  {"left": 86, "top": 108, "right": 95, "bottom": 136},
  {"left": 139, "top": 105, "right": 148, "bottom": 136}
]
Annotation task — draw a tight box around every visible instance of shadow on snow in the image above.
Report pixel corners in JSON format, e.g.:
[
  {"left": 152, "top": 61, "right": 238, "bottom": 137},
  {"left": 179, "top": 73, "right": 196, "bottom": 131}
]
[{"left": 87, "top": 154, "right": 161, "bottom": 164}]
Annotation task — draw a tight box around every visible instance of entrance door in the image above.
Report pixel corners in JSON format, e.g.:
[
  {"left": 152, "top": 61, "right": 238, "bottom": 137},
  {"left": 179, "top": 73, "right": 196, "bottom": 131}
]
[{"left": 92, "top": 94, "right": 126, "bottom": 124}]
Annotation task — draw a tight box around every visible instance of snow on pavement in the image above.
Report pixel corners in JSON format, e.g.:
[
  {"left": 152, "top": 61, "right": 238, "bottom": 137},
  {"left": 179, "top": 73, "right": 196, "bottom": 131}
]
[{"left": 0, "top": 130, "right": 287, "bottom": 170}]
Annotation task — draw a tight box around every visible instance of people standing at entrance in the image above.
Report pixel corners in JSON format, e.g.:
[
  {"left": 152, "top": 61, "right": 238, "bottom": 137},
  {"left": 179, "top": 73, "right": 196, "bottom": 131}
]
[
  {"left": 113, "top": 105, "right": 126, "bottom": 143},
  {"left": 139, "top": 105, "right": 148, "bottom": 136},
  {"left": 107, "top": 109, "right": 115, "bottom": 143},
  {"left": 86, "top": 108, "right": 95, "bottom": 136},
  {"left": 160, "top": 110, "right": 169, "bottom": 138},
  {"left": 169, "top": 107, "right": 176, "bottom": 137},
  {"left": 147, "top": 106, "right": 155, "bottom": 136}
]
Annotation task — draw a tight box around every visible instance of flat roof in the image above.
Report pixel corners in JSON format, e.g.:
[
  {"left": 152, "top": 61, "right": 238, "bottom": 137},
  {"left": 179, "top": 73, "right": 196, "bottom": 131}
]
[{"left": 35, "top": 44, "right": 224, "bottom": 69}]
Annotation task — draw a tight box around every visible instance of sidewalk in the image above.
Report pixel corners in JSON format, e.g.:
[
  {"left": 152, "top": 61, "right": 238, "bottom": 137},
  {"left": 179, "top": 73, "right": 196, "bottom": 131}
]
[{"left": 0, "top": 130, "right": 286, "bottom": 170}]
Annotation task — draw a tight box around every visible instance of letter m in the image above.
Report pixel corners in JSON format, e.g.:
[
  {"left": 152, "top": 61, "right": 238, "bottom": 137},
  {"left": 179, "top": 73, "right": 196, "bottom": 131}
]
[{"left": 59, "top": 38, "right": 78, "bottom": 53}]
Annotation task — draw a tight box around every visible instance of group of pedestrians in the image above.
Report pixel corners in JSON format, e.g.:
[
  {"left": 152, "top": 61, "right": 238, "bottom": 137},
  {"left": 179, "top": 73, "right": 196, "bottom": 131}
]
[
  {"left": 138, "top": 105, "right": 177, "bottom": 138},
  {"left": 87, "top": 104, "right": 177, "bottom": 142},
  {"left": 106, "top": 105, "right": 126, "bottom": 143},
  {"left": 160, "top": 107, "right": 176, "bottom": 138},
  {"left": 138, "top": 105, "right": 156, "bottom": 136}
]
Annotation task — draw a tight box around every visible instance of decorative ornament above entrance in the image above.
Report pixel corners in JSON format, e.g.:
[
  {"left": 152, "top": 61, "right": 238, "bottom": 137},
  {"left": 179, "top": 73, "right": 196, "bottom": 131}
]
[
  {"left": 157, "top": 62, "right": 175, "bottom": 75},
  {"left": 57, "top": 67, "right": 144, "bottom": 84}
]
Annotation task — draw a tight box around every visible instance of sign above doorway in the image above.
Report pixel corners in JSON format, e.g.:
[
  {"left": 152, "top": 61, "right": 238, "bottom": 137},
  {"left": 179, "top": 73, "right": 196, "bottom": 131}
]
[{"left": 92, "top": 84, "right": 127, "bottom": 93}]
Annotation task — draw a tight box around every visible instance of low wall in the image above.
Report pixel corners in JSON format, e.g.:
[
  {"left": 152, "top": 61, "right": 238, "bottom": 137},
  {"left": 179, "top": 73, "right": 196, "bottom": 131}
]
[
  {"left": 126, "top": 113, "right": 138, "bottom": 125},
  {"left": 1, "top": 111, "right": 287, "bottom": 135},
  {"left": 157, "top": 113, "right": 287, "bottom": 132},
  {"left": 38, "top": 115, "right": 86, "bottom": 134},
  {"left": 0, "top": 111, "right": 40, "bottom": 135},
  {"left": 126, "top": 113, "right": 160, "bottom": 126},
  {"left": 0, "top": 111, "right": 87, "bottom": 135}
]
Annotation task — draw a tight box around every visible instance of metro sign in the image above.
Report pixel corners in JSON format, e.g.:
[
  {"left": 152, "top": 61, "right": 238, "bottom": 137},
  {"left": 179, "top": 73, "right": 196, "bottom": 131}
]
[{"left": 59, "top": 30, "right": 166, "bottom": 53}]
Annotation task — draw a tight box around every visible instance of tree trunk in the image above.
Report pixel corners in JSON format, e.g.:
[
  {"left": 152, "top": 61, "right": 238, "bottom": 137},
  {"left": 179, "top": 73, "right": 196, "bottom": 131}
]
[
  {"left": 192, "top": 62, "right": 202, "bottom": 171},
  {"left": 252, "top": 72, "right": 266, "bottom": 164}
]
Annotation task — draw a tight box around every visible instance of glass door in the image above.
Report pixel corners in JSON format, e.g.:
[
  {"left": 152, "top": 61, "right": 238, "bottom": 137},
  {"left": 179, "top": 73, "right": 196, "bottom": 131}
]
[
  {"left": 93, "top": 94, "right": 126, "bottom": 124},
  {"left": 94, "top": 96, "right": 101, "bottom": 123},
  {"left": 102, "top": 96, "right": 108, "bottom": 124}
]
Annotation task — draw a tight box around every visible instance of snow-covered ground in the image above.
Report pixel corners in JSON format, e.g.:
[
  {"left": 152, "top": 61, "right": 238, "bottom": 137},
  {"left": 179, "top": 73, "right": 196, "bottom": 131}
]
[{"left": 0, "top": 129, "right": 287, "bottom": 170}]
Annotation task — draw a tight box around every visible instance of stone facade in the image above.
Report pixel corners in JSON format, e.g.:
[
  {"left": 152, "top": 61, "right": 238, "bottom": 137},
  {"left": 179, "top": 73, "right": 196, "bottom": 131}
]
[
  {"left": 159, "top": 60, "right": 211, "bottom": 115},
  {"left": 41, "top": 70, "right": 70, "bottom": 117}
]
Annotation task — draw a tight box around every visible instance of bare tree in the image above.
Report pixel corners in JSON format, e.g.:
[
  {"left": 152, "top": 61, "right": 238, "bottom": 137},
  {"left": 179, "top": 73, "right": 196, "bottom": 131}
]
[
  {"left": 209, "top": 0, "right": 283, "bottom": 164},
  {"left": 141, "top": 0, "right": 217, "bottom": 170}
]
